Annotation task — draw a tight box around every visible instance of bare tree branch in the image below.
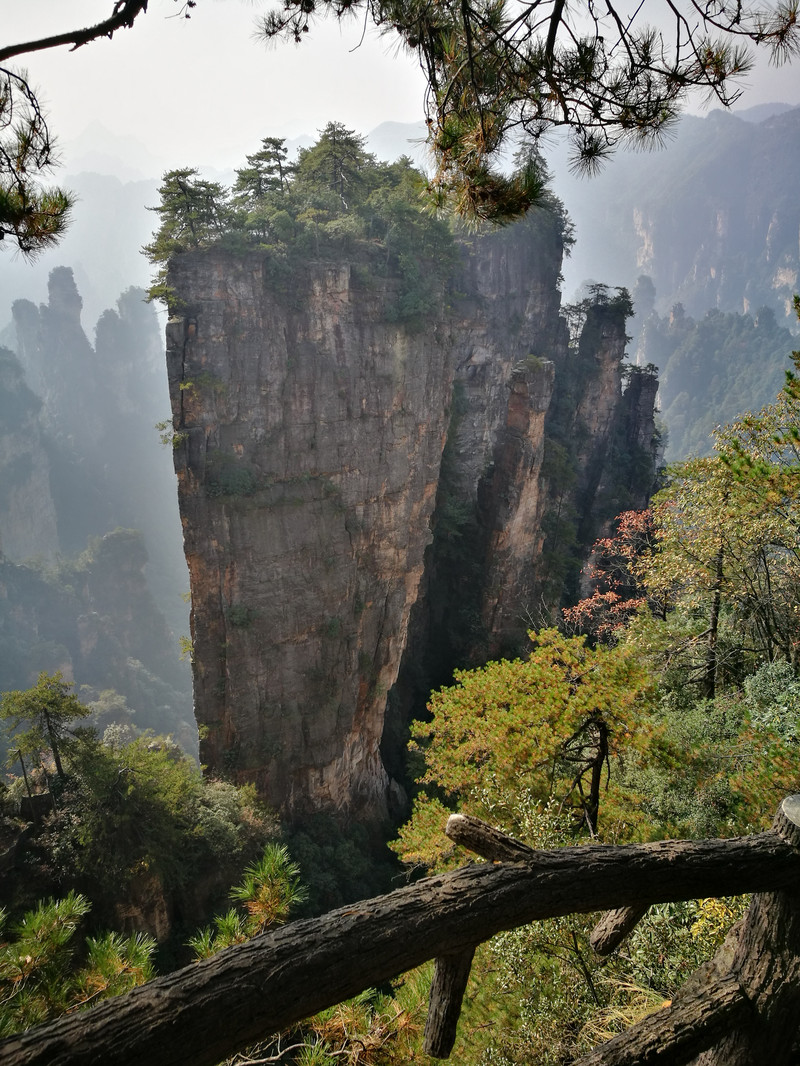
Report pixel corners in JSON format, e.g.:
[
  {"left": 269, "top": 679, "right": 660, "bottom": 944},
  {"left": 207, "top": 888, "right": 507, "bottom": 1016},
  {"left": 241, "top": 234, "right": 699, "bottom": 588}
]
[{"left": 0, "top": 1, "right": 151, "bottom": 64}]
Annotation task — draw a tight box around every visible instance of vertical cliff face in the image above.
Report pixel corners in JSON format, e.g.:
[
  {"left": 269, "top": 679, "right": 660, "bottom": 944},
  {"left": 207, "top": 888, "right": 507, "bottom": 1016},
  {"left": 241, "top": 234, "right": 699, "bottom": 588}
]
[
  {"left": 0, "top": 269, "right": 193, "bottom": 745},
  {"left": 0, "top": 348, "right": 59, "bottom": 561},
  {"left": 9, "top": 270, "right": 190, "bottom": 638},
  {"left": 555, "top": 107, "right": 800, "bottom": 322},
  {"left": 167, "top": 253, "right": 455, "bottom": 818},
  {"left": 167, "top": 217, "right": 657, "bottom": 822}
]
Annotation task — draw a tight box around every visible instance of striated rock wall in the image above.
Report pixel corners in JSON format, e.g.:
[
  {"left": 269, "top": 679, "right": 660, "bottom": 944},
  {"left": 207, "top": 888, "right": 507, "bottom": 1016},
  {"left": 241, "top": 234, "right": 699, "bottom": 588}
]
[
  {"left": 167, "top": 253, "right": 455, "bottom": 818},
  {"left": 556, "top": 107, "right": 800, "bottom": 322},
  {"left": 0, "top": 348, "right": 59, "bottom": 561},
  {"left": 167, "top": 217, "right": 657, "bottom": 823}
]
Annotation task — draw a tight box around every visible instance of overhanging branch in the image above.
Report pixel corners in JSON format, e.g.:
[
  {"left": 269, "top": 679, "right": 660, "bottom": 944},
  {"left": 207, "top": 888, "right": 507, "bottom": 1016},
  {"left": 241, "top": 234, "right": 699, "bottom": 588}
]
[{"left": 0, "top": 1, "right": 151, "bottom": 63}]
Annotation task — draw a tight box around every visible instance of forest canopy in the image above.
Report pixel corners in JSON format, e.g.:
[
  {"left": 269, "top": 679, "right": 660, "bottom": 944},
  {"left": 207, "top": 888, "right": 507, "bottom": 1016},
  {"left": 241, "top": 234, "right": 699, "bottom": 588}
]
[{"left": 143, "top": 123, "right": 567, "bottom": 321}]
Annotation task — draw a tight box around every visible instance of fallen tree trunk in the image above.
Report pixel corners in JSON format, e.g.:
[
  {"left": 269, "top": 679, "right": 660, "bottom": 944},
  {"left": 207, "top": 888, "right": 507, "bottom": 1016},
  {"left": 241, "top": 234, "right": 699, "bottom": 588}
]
[
  {"left": 2, "top": 826, "right": 799, "bottom": 1066},
  {"left": 687, "top": 795, "right": 800, "bottom": 1065},
  {"left": 574, "top": 796, "right": 800, "bottom": 1066},
  {"left": 423, "top": 946, "right": 476, "bottom": 1057},
  {"left": 445, "top": 816, "right": 652, "bottom": 959},
  {"left": 572, "top": 972, "right": 750, "bottom": 1066}
]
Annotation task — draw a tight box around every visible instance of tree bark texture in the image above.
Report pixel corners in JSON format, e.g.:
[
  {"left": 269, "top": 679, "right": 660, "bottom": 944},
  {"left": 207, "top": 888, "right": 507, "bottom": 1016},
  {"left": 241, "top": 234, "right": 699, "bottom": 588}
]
[
  {"left": 575, "top": 796, "right": 800, "bottom": 1066},
  {"left": 590, "top": 905, "right": 651, "bottom": 956},
  {"left": 2, "top": 826, "right": 799, "bottom": 1066},
  {"left": 444, "top": 812, "right": 537, "bottom": 861},
  {"left": 423, "top": 946, "right": 476, "bottom": 1058},
  {"left": 572, "top": 972, "right": 750, "bottom": 1066},
  {"left": 686, "top": 795, "right": 800, "bottom": 1065},
  {"left": 449, "top": 815, "right": 652, "bottom": 958}
]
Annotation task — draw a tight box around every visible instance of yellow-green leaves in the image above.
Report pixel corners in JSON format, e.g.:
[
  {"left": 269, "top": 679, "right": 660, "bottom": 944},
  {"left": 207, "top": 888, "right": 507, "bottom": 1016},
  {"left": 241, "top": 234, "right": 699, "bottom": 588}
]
[{"left": 404, "top": 629, "right": 654, "bottom": 850}]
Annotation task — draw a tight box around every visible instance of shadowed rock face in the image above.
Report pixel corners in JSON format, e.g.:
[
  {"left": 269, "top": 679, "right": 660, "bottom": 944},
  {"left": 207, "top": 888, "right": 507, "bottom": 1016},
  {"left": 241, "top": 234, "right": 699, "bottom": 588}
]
[{"left": 166, "top": 218, "right": 656, "bottom": 823}]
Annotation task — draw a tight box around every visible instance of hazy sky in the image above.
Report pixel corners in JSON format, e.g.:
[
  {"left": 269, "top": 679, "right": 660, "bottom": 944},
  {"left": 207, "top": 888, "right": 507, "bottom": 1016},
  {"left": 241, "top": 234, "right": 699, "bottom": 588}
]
[
  {"left": 5, "top": 0, "right": 800, "bottom": 176},
  {"left": 6, "top": 0, "right": 427, "bottom": 174},
  {"left": 3, "top": 0, "right": 800, "bottom": 325}
]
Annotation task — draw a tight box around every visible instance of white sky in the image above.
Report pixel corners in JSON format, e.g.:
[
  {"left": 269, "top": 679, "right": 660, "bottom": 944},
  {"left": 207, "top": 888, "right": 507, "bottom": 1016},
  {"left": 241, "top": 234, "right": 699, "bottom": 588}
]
[
  {"left": 4, "top": 0, "right": 427, "bottom": 174},
  {"left": 5, "top": 0, "right": 800, "bottom": 176}
]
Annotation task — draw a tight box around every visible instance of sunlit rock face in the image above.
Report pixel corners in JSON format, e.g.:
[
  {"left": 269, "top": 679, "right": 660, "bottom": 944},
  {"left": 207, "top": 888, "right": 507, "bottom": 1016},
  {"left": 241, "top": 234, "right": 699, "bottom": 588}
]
[{"left": 167, "top": 218, "right": 656, "bottom": 822}]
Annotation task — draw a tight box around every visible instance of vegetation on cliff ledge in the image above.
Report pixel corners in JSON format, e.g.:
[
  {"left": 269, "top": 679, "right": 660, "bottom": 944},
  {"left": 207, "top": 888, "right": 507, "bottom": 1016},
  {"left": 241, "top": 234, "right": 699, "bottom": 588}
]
[{"left": 143, "top": 122, "right": 572, "bottom": 325}]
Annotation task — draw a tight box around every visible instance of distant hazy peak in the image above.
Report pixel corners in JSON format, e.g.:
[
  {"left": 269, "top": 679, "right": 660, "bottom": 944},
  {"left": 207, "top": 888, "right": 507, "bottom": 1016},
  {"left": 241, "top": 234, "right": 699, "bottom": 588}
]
[{"left": 731, "top": 101, "right": 797, "bottom": 123}]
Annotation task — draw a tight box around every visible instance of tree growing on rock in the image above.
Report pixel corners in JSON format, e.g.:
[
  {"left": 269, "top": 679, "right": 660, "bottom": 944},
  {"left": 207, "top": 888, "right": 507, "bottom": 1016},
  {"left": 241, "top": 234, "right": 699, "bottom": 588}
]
[
  {"left": 0, "top": 672, "right": 89, "bottom": 783},
  {"left": 2, "top": 0, "right": 798, "bottom": 244},
  {"left": 294, "top": 122, "right": 374, "bottom": 211}
]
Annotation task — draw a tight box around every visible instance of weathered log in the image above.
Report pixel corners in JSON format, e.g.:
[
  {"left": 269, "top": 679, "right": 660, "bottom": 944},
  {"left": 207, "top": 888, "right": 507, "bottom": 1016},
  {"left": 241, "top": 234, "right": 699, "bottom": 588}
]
[
  {"left": 575, "top": 796, "right": 800, "bottom": 1066},
  {"left": 428, "top": 817, "right": 525, "bottom": 1057},
  {"left": 445, "top": 813, "right": 536, "bottom": 862},
  {"left": 423, "top": 946, "right": 476, "bottom": 1058},
  {"left": 3, "top": 821, "right": 800, "bottom": 1066},
  {"left": 590, "top": 904, "right": 651, "bottom": 956},
  {"left": 448, "top": 816, "right": 653, "bottom": 958},
  {"left": 449, "top": 816, "right": 654, "bottom": 962},
  {"left": 571, "top": 972, "right": 750, "bottom": 1066},
  {"left": 686, "top": 795, "right": 800, "bottom": 1065}
]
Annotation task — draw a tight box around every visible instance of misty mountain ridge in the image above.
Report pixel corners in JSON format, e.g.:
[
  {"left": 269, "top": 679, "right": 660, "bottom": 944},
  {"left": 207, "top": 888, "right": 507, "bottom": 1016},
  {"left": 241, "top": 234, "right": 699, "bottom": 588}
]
[
  {"left": 0, "top": 268, "right": 193, "bottom": 747},
  {"left": 548, "top": 104, "right": 800, "bottom": 321},
  {"left": 3, "top": 104, "right": 797, "bottom": 337}
]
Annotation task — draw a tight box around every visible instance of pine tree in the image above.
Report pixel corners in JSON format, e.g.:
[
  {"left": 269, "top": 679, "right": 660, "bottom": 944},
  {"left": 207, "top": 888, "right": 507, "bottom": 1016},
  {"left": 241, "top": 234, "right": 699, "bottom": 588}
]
[
  {"left": 0, "top": 673, "right": 90, "bottom": 783},
  {"left": 295, "top": 123, "right": 373, "bottom": 211},
  {"left": 0, "top": 67, "right": 72, "bottom": 257},
  {"left": 234, "top": 137, "right": 294, "bottom": 202},
  {"left": 143, "top": 168, "right": 231, "bottom": 260}
]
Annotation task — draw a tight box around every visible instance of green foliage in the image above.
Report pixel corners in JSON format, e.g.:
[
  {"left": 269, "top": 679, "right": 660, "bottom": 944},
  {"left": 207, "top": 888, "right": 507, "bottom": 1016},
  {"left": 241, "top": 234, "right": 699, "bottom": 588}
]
[
  {"left": 234, "top": 137, "right": 295, "bottom": 201},
  {"left": 0, "top": 694, "right": 280, "bottom": 905},
  {"left": 142, "top": 123, "right": 576, "bottom": 336},
  {"left": 139, "top": 124, "right": 488, "bottom": 326},
  {"left": 620, "top": 685, "right": 754, "bottom": 838},
  {"left": 205, "top": 451, "right": 259, "bottom": 498},
  {"left": 143, "top": 168, "right": 232, "bottom": 300},
  {"left": 387, "top": 630, "right": 780, "bottom": 1064},
  {"left": 260, "top": 0, "right": 798, "bottom": 226},
  {"left": 188, "top": 843, "right": 306, "bottom": 957},
  {"left": 0, "top": 672, "right": 90, "bottom": 782},
  {"left": 398, "top": 629, "right": 655, "bottom": 857},
  {"left": 0, "top": 892, "right": 155, "bottom": 1037},
  {"left": 295, "top": 123, "right": 374, "bottom": 210},
  {"left": 55, "top": 737, "right": 272, "bottom": 894},
  {"left": 744, "top": 660, "right": 800, "bottom": 738},
  {"left": 155, "top": 417, "right": 188, "bottom": 448},
  {"left": 0, "top": 68, "right": 73, "bottom": 257},
  {"left": 229, "top": 844, "right": 307, "bottom": 932},
  {"left": 144, "top": 168, "right": 230, "bottom": 258},
  {"left": 641, "top": 305, "right": 796, "bottom": 461},
  {"left": 285, "top": 816, "right": 399, "bottom": 914},
  {"left": 226, "top": 604, "right": 258, "bottom": 629},
  {"left": 638, "top": 372, "right": 800, "bottom": 678}
]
